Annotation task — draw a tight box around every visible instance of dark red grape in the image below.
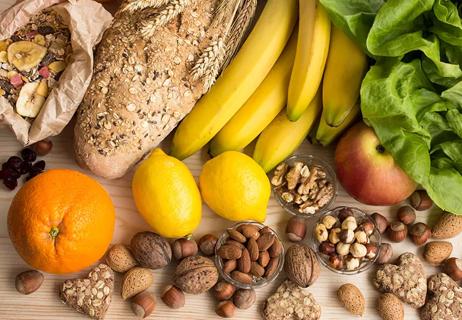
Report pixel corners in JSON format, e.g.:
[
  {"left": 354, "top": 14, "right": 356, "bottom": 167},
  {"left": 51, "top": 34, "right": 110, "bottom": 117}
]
[
  {"left": 7, "top": 156, "right": 22, "bottom": 170},
  {"left": 19, "top": 161, "right": 32, "bottom": 174},
  {"left": 21, "top": 148, "right": 37, "bottom": 162},
  {"left": 3, "top": 167, "right": 20, "bottom": 179},
  {"left": 32, "top": 160, "right": 46, "bottom": 171},
  {"left": 3, "top": 177, "right": 17, "bottom": 190}
]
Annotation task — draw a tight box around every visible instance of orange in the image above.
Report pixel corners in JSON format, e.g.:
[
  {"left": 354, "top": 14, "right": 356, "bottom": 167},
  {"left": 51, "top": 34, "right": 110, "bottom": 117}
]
[{"left": 7, "top": 169, "right": 115, "bottom": 274}]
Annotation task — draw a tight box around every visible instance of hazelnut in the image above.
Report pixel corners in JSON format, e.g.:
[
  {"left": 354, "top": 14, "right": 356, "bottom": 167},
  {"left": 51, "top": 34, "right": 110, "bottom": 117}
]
[
  {"left": 33, "top": 139, "right": 53, "bottom": 156},
  {"left": 321, "top": 215, "right": 338, "bottom": 229},
  {"left": 328, "top": 255, "right": 344, "bottom": 269},
  {"left": 233, "top": 288, "right": 256, "bottom": 309},
  {"left": 130, "top": 291, "right": 156, "bottom": 319},
  {"left": 350, "top": 243, "right": 367, "bottom": 258},
  {"left": 371, "top": 212, "right": 389, "bottom": 234},
  {"left": 409, "top": 222, "right": 431, "bottom": 246},
  {"left": 286, "top": 216, "right": 306, "bottom": 242},
  {"left": 339, "top": 229, "right": 355, "bottom": 244},
  {"left": 359, "top": 220, "right": 375, "bottom": 236},
  {"left": 365, "top": 243, "right": 378, "bottom": 259},
  {"left": 198, "top": 234, "right": 218, "bottom": 256},
  {"left": 397, "top": 206, "right": 416, "bottom": 225},
  {"left": 314, "top": 223, "right": 328, "bottom": 242},
  {"left": 15, "top": 270, "right": 44, "bottom": 295},
  {"left": 345, "top": 256, "right": 360, "bottom": 271},
  {"left": 336, "top": 242, "right": 351, "bottom": 256},
  {"left": 161, "top": 285, "right": 185, "bottom": 309},
  {"left": 442, "top": 258, "right": 462, "bottom": 281},
  {"left": 341, "top": 216, "right": 357, "bottom": 230},
  {"left": 387, "top": 222, "right": 407, "bottom": 242},
  {"left": 329, "top": 228, "right": 341, "bottom": 244},
  {"left": 410, "top": 190, "right": 433, "bottom": 211},
  {"left": 354, "top": 230, "right": 368, "bottom": 244},
  {"left": 213, "top": 281, "right": 236, "bottom": 301},
  {"left": 319, "top": 241, "right": 335, "bottom": 255},
  {"left": 216, "top": 301, "right": 236, "bottom": 318},
  {"left": 172, "top": 238, "right": 198, "bottom": 260},
  {"left": 377, "top": 243, "right": 393, "bottom": 264},
  {"left": 338, "top": 207, "right": 354, "bottom": 221}
]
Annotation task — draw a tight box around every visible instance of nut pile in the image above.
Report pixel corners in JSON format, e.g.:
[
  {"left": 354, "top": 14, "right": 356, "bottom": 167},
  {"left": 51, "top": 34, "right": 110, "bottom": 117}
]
[
  {"left": 314, "top": 207, "right": 379, "bottom": 272},
  {"left": 212, "top": 281, "right": 257, "bottom": 317},
  {"left": 0, "top": 9, "right": 71, "bottom": 118},
  {"left": 216, "top": 223, "right": 283, "bottom": 286},
  {"left": 271, "top": 160, "right": 335, "bottom": 215}
]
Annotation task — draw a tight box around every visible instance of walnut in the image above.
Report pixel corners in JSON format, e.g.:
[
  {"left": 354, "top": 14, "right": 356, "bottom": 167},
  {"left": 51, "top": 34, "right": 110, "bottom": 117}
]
[
  {"left": 174, "top": 256, "right": 218, "bottom": 294},
  {"left": 271, "top": 163, "right": 288, "bottom": 187},
  {"left": 284, "top": 244, "right": 319, "bottom": 288},
  {"left": 130, "top": 232, "right": 172, "bottom": 269},
  {"left": 285, "top": 161, "right": 303, "bottom": 190}
]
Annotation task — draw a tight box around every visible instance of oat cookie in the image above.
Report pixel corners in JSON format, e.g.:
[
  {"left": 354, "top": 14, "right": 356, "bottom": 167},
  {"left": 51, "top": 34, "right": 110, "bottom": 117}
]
[
  {"left": 374, "top": 252, "right": 427, "bottom": 308},
  {"left": 60, "top": 264, "right": 114, "bottom": 319},
  {"left": 421, "top": 273, "right": 462, "bottom": 320},
  {"left": 263, "top": 280, "right": 321, "bottom": 320}
]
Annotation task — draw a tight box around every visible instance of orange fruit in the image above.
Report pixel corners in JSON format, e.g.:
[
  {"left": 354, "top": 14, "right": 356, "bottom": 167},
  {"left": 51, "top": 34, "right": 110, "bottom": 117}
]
[{"left": 7, "top": 169, "right": 115, "bottom": 274}]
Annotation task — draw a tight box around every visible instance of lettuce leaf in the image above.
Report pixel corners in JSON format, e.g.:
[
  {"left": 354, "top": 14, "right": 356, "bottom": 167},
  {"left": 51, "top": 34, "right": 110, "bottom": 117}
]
[{"left": 320, "top": 0, "right": 462, "bottom": 214}]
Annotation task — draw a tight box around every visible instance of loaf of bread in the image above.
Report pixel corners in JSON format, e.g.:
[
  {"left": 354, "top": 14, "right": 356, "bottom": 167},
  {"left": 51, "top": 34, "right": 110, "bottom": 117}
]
[{"left": 74, "top": 0, "right": 218, "bottom": 179}]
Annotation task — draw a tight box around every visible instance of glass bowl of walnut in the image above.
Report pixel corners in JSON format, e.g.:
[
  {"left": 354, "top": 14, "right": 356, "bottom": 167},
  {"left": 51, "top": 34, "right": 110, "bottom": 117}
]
[
  {"left": 269, "top": 155, "right": 336, "bottom": 218},
  {"left": 312, "top": 206, "right": 382, "bottom": 274}
]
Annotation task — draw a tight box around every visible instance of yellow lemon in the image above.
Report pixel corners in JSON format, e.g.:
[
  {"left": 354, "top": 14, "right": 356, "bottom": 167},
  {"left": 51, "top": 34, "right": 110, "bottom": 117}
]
[
  {"left": 199, "top": 151, "right": 271, "bottom": 222},
  {"left": 132, "top": 148, "right": 202, "bottom": 238}
]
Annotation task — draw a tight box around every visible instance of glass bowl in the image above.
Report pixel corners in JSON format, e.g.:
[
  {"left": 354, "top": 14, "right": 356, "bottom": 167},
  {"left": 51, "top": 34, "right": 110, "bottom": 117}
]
[
  {"left": 311, "top": 206, "right": 382, "bottom": 275},
  {"left": 269, "top": 155, "right": 337, "bottom": 219},
  {"left": 215, "top": 221, "right": 284, "bottom": 289}
]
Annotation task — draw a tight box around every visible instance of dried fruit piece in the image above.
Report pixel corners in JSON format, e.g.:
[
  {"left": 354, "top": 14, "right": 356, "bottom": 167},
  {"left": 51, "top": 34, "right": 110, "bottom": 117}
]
[
  {"left": 16, "top": 81, "right": 46, "bottom": 118},
  {"left": 7, "top": 41, "right": 47, "bottom": 71},
  {"left": 0, "top": 51, "right": 7, "bottom": 63},
  {"left": 48, "top": 60, "right": 67, "bottom": 74}
]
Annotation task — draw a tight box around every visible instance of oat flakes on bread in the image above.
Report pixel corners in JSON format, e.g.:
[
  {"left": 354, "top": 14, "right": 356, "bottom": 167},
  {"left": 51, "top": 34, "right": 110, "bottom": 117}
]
[{"left": 74, "top": 0, "right": 222, "bottom": 179}]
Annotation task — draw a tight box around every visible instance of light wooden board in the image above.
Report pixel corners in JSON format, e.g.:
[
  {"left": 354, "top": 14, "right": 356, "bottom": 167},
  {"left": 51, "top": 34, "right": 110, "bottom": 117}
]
[{"left": 0, "top": 1, "right": 461, "bottom": 320}]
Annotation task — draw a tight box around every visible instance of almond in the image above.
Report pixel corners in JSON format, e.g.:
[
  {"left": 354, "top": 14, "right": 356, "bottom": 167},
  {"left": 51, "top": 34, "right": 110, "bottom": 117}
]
[
  {"left": 423, "top": 241, "right": 453, "bottom": 266},
  {"left": 264, "top": 257, "right": 280, "bottom": 278},
  {"left": 223, "top": 260, "right": 237, "bottom": 274},
  {"left": 377, "top": 293, "right": 404, "bottom": 320},
  {"left": 250, "top": 262, "right": 265, "bottom": 277},
  {"left": 122, "top": 267, "right": 154, "bottom": 300},
  {"left": 337, "top": 283, "right": 365, "bottom": 316},
  {"left": 257, "top": 233, "right": 275, "bottom": 251},
  {"left": 238, "top": 224, "right": 260, "bottom": 240},
  {"left": 268, "top": 239, "right": 283, "bottom": 258},
  {"left": 432, "top": 212, "right": 462, "bottom": 239},
  {"left": 217, "top": 245, "right": 242, "bottom": 260},
  {"left": 247, "top": 238, "right": 259, "bottom": 261},
  {"left": 231, "top": 271, "right": 252, "bottom": 284},
  {"left": 106, "top": 244, "right": 138, "bottom": 273},
  {"left": 227, "top": 229, "right": 246, "bottom": 243},
  {"left": 238, "top": 248, "right": 251, "bottom": 273}
]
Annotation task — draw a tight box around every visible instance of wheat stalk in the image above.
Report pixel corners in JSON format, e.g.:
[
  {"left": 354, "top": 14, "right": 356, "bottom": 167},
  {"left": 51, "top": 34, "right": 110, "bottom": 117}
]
[
  {"left": 223, "top": 0, "right": 257, "bottom": 68},
  {"left": 191, "top": 38, "right": 225, "bottom": 91},
  {"left": 140, "top": 0, "right": 193, "bottom": 38},
  {"left": 121, "top": 0, "right": 170, "bottom": 13}
]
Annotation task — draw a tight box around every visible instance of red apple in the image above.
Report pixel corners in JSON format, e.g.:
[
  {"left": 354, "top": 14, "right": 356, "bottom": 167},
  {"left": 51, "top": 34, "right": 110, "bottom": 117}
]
[{"left": 335, "top": 122, "right": 416, "bottom": 205}]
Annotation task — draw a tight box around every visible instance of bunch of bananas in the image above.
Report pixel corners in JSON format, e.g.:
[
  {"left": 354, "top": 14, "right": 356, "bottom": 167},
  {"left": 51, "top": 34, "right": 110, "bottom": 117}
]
[{"left": 171, "top": 0, "right": 368, "bottom": 172}]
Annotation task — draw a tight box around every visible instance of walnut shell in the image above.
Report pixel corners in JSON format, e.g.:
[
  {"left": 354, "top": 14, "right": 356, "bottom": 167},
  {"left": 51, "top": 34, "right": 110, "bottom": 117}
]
[
  {"left": 284, "top": 244, "right": 319, "bottom": 288},
  {"left": 131, "top": 232, "right": 172, "bottom": 269},
  {"left": 174, "top": 256, "right": 218, "bottom": 294}
]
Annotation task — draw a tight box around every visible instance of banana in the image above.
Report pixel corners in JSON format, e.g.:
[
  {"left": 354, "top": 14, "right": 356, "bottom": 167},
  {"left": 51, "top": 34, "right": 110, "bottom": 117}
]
[
  {"left": 253, "top": 90, "right": 322, "bottom": 173},
  {"left": 16, "top": 81, "right": 46, "bottom": 118},
  {"left": 322, "top": 26, "right": 368, "bottom": 127},
  {"left": 287, "top": 0, "right": 330, "bottom": 121},
  {"left": 171, "top": 0, "right": 298, "bottom": 160},
  {"left": 314, "top": 103, "right": 360, "bottom": 146},
  {"left": 7, "top": 41, "right": 47, "bottom": 72},
  {"left": 209, "top": 30, "right": 298, "bottom": 156}
]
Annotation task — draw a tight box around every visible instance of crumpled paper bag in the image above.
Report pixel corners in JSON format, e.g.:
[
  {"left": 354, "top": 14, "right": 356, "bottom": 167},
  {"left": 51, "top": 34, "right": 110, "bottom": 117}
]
[{"left": 0, "top": 0, "right": 113, "bottom": 145}]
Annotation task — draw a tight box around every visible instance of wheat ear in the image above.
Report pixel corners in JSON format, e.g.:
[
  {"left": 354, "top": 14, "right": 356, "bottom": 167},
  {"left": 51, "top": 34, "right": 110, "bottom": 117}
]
[
  {"left": 223, "top": 0, "right": 257, "bottom": 68},
  {"left": 141, "top": 0, "right": 193, "bottom": 38},
  {"left": 121, "top": 0, "right": 170, "bottom": 13},
  {"left": 191, "top": 38, "right": 226, "bottom": 91}
]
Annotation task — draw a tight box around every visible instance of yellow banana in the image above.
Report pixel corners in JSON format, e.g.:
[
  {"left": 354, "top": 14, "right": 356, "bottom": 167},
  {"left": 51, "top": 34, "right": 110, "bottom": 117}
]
[
  {"left": 287, "top": 0, "right": 330, "bottom": 121},
  {"left": 253, "top": 90, "right": 322, "bottom": 173},
  {"left": 315, "top": 103, "right": 360, "bottom": 146},
  {"left": 209, "top": 31, "right": 298, "bottom": 157},
  {"left": 322, "top": 26, "right": 368, "bottom": 127},
  {"left": 171, "top": 0, "right": 298, "bottom": 160}
]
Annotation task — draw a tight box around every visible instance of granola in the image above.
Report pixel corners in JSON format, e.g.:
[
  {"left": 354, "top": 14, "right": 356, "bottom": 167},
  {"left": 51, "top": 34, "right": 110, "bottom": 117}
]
[
  {"left": 0, "top": 8, "right": 71, "bottom": 118},
  {"left": 421, "top": 273, "right": 462, "bottom": 320}
]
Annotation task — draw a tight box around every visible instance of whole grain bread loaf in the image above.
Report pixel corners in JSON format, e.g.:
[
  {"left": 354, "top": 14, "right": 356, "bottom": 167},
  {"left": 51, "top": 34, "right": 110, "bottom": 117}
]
[{"left": 74, "top": 0, "right": 218, "bottom": 179}]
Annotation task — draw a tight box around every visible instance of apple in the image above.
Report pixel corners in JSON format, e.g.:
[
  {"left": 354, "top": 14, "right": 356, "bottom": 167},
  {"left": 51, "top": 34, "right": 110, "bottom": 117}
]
[{"left": 335, "top": 122, "right": 416, "bottom": 205}]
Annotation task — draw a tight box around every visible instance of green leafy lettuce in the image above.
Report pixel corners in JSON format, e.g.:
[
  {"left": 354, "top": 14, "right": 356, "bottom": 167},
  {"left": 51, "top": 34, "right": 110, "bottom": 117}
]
[{"left": 320, "top": 0, "right": 462, "bottom": 214}]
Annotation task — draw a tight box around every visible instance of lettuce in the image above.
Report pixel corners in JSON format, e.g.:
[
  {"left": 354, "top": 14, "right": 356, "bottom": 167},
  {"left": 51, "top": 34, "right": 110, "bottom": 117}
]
[{"left": 320, "top": 0, "right": 462, "bottom": 214}]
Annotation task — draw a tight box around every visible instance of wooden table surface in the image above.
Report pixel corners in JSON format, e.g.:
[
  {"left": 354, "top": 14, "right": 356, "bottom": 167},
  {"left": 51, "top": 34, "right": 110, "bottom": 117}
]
[{"left": 0, "top": 1, "right": 460, "bottom": 320}]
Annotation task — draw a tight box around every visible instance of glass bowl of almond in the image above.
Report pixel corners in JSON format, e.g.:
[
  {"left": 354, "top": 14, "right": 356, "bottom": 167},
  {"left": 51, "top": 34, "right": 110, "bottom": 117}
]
[
  {"left": 214, "top": 221, "right": 284, "bottom": 289},
  {"left": 270, "top": 155, "right": 337, "bottom": 218}
]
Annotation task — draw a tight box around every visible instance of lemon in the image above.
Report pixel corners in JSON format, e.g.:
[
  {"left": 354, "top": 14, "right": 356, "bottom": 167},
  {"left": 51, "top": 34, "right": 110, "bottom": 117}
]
[
  {"left": 132, "top": 148, "right": 202, "bottom": 238},
  {"left": 199, "top": 151, "right": 271, "bottom": 222}
]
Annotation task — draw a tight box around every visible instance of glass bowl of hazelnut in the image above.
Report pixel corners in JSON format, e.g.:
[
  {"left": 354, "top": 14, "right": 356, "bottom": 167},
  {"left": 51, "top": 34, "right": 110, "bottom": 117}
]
[
  {"left": 214, "top": 221, "right": 284, "bottom": 289},
  {"left": 311, "top": 206, "right": 382, "bottom": 275},
  {"left": 269, "top": 155, "right": 337, "bottom": 219}
]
